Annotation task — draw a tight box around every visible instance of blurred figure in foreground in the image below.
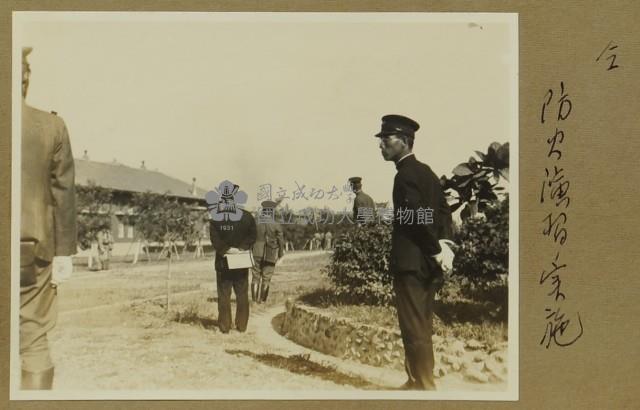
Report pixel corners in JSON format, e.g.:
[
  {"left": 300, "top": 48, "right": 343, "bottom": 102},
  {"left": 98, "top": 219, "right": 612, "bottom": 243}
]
[{"left": 20, "top": 46, "right": 77, "bottom": 389}]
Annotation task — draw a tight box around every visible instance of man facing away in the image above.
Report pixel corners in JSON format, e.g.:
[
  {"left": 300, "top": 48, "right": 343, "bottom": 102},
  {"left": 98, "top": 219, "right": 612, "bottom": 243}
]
[
  {"left": 374, "top": 114, "right": 453, "bottom": 390},
  {"left": 251, "top": 200, "right": 285, "bottom": 304},
  {"left": 209, "top": 191, "right": 257, "bottom": 333},
  {"left": 20, "top": 47, "right": 77, "bottom": 389}
]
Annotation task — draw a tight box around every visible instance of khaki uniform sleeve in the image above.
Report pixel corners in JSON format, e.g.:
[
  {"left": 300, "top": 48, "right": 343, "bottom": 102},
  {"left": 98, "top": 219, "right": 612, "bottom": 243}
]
[{"left": 51, "top": 118, "right": 77, "bottom": 256}]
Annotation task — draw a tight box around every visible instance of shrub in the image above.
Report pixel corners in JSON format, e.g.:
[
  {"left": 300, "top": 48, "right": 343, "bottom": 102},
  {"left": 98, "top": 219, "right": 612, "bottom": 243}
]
[
  {"left": 435, "top": 273, "right": 508, "bottom": 323},
  {"left": 325, "top": 197, "right": 509, "bottom": 309},
  {"left": 452, "top": 197, "right": 508, "bottom": 281},
  {"left": 76, "top": 182, "right": 113, "bottom": 250},
  {"left": 325, "top": 224, "right": 394, "bottom": 305}
]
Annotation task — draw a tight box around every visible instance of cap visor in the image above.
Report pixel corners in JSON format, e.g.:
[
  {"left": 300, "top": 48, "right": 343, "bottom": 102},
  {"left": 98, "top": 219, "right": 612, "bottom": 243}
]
[{"left": 375, "top": 131, "right": 394, "bottom": 138}]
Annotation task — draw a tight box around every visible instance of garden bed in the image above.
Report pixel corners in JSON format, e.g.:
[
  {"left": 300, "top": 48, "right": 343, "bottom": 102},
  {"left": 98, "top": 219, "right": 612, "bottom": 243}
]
[
  {"left": 281, "top": 286, "right": 509, "bottom": 384},
  {"left": 298, "top": 286, "right": 507, "bottom": 351}
]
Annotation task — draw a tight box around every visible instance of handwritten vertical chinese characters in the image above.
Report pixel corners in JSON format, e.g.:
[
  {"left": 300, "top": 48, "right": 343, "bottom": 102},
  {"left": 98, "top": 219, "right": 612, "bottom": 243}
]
[{"left": 539, "top": 82, "right": 584, "bottom": 348}]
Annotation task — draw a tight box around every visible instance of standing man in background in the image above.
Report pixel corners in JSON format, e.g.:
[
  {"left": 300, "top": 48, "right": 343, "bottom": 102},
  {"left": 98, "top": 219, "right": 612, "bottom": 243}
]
[
  {"left": 374, "top": 114, "right": 453, "bottom": 390},
  {"left": 323, "top": 230, "right": 333, "bottom": 250},
  {"left": 252, "top": 200, "right": 285, "bottom": 304},
  {"left": 20, "top": 47, "right": 77, "bottom": 389},
  {"left": 349, "top": 176, "right": 376, "bottom": 224}
]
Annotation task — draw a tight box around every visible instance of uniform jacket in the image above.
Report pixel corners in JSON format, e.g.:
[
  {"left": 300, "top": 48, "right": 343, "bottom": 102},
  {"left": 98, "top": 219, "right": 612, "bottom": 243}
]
[
  {"left": 390, "top": 154, "right": 452, "bottom": 275},
  {"left": 252, "top": 221, "right": 284, "bottom": 264},
  {"left": 352, "top": 190, "right": 376, "bottom": 220},
  {"left": 209, "top": 209, "right": 257, "bottom": 272},
  {"left": 21, "top": 102, "right": 77, "bottom": 262}
]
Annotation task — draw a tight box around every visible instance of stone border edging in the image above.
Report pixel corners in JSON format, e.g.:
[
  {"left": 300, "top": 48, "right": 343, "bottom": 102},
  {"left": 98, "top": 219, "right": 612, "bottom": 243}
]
[
  {"left": 282, "top": 299, "right": 406, "bottom": 370},
  {"left": 281, "top": 300, "right": 508, "bottom": 384}
]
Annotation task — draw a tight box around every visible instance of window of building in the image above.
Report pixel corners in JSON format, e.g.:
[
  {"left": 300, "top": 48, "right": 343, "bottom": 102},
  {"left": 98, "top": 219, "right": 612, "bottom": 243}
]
[
  {"left": 127, "top": 225, "right": 134, "bottom": 239},
  {"left": 118, "top": 221, "right": 125, "bottom": 238}
]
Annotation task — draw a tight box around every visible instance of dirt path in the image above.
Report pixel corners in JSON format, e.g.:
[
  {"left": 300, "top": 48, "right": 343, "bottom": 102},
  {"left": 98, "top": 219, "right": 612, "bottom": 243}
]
[
  {"left": 48, "top": 252, "right": 506, "bottom": 393},
  {"left": 49, "top": 252, "right": 374, "bottom": 391},
  {"left": 51, "top": 304, "right": 364, "bottom": 391}
]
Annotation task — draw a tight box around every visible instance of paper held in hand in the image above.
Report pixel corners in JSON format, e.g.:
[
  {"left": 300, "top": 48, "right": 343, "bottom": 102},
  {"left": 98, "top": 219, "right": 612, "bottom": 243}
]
[{"left": 225, "top": 251, "right": 254, "bottom": 269}]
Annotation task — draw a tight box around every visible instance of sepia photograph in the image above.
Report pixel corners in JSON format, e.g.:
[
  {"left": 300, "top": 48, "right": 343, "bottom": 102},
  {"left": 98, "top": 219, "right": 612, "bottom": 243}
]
[{"left": 11, "top": 11, "right": 518, "bottom": 400}]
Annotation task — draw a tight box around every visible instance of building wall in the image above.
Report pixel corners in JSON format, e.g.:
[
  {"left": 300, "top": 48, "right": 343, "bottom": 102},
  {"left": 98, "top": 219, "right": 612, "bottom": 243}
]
[{"left": 110, "top": 214, "right": 136, "bottom": 243}]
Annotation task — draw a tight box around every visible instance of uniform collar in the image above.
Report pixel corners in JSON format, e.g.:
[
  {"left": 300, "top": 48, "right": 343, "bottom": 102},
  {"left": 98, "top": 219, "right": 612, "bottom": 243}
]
[{"left": 395, "top": 153, "right": 416, "bottom": 169}]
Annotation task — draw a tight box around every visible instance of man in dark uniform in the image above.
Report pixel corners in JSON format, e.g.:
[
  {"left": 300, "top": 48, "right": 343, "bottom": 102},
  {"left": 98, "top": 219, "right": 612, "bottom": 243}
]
[
  {"left": 252, "top": 200, "right": 285, "bottom": 304},
  {"left": 374, "top": 114, "right": 453, "bottom": 390},
  {"left": 20, "top": 47, "right": 77, "bottom": 389},
  {"left": 209, "top": 194, "right": 257, "bottom": 333},
  {"left": 349, "top": 176, "right": 376, "bottom": 223}
]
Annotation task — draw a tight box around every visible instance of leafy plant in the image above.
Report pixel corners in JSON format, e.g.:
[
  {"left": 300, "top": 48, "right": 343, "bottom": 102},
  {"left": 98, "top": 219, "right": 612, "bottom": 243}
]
[
  {"left": 130, "top": 191, "right": 198, "bottom": 247},
  {"left": 441, "top": 142, "right": 509, "bottom": 219},
  {"left": 452, "top": 197, "right": 509, "bottom": 281},
  {"left": 325, "top": 224, "right": 394, "bottom": 305}
]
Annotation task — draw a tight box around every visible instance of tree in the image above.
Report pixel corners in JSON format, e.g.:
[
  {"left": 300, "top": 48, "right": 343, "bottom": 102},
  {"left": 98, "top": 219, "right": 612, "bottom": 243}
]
[
  {"left": 130, "top": 191, "right": 198, "bottom": 246},
  {"left": 440, "top": 142, "right": 509, "bottom": 220},
  {"left": 130, "top": 191, "right": 200, "bottom": 311},
  {"left": 76, "top": 181, "right": 113, "bottom": 250}
]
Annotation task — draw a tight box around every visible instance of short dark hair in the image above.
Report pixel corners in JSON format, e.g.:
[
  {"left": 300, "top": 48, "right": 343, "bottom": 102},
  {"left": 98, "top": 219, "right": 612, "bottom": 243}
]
[{"left": 397, "top": 134, "right": 414, "bottom": 149}]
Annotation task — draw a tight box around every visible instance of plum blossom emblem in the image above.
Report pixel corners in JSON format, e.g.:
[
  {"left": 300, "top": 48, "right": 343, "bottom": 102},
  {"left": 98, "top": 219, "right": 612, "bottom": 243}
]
[{"left": 205, "top": 180, "right": 248, "bottom": 222}]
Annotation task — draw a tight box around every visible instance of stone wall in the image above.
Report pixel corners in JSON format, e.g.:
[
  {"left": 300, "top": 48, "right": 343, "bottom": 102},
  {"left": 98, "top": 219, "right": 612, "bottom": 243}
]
[
  {"left": 281, "top": 300, "right": 508, "bottom": 383},
  {"left": 282, "top": 299, "right": 405, "bottom": 370}
]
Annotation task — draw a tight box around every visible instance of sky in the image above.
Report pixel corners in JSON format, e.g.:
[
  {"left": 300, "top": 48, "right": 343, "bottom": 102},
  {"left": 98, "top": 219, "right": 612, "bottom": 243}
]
[{"left": 17, "top": 13, "right": 517, "bottom": 211}]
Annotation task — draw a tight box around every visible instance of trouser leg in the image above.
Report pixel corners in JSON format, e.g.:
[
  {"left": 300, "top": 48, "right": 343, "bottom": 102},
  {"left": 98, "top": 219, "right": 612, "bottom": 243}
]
[
  {"left": 251, "top": 267, "right": 260, "bottom": 302},
  {"left": 21, "top": 366, "right": 54, "bottom": 390},
  {"left": 216, "top": 270, "right": 233, "bottom": 333},
  {"left": 20, "top": 260, "right": 57, "bottom": 389},
  {"left": 232, "top": 269, "right": 250, "bottom": 332},
  {"left": 393, "top": 271, "right": 436, "bottom": 390},
  {"left": 260, "top": 263, "right": 276, "bottom": 302}
]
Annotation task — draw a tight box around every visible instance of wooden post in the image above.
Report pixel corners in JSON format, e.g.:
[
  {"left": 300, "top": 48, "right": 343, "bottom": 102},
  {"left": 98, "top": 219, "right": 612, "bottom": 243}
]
[
  {"left": 194, "top": 239, "right": 203, "bottom": 259},
  {"left": 88, "top": 240, "right": 98, "bottom": 269},
  {"left": 173, "top": 241, "right": 180, "bottom": 260},
  {"left": 144, "top": 241, "right": 151, "bottom": 262},
  {"left": 132, "top": 239, "right": 140, "bottom": 264},
  {"left": 158, "top": 242, "right": 168, "bottom": 260},
  {"left": 166, "top": 251, "right": 172, "bottom": 313}
]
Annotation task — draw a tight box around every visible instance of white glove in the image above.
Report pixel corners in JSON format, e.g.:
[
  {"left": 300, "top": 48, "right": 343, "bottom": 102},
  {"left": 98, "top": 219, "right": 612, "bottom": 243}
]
[
  {"left": 433, "top": 239, "right": 455, "bottom": 273},
  {"left": 52, "top": 256, "right": 73, "bottom": 285},
  {"left": 226, "top": 247, "right": 241, "bottom": 254}
]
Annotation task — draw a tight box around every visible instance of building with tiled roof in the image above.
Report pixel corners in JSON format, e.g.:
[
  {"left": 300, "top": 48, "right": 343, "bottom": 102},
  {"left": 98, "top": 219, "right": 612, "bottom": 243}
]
[
  {"left": 75, "top": 157, "right": 207, "bottom": 200},
  {"left": 75, "top": 154, "right": 210, "bottom": 256}
]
